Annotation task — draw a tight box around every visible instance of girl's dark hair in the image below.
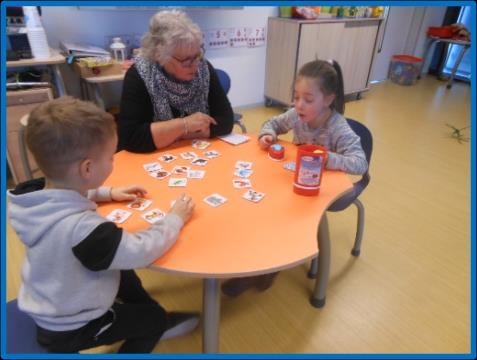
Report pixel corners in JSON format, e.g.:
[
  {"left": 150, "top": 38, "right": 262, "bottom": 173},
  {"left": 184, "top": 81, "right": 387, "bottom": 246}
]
[{"left": 297, "top": 59, "right": 345, "bottom": 114}]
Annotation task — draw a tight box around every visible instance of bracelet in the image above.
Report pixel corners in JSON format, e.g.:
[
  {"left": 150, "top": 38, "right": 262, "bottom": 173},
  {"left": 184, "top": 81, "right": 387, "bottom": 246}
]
[
  {"left": 109, "top": 187, "right": 113, "bottom": 201},
  {"left": 183, "top": 118, "right": 189, "bottom": 136}
]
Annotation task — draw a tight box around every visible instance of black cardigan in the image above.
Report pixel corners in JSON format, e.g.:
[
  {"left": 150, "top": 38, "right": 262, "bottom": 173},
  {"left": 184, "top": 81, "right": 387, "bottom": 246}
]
[{"left": 117, "top": 61, "right": 234, "bottom": 153}]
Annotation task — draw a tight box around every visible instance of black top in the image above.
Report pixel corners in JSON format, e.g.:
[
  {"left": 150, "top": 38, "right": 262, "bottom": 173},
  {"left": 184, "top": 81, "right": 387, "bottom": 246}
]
[{"left": 117, "top": 61, "right": 234, "bottom": 153}]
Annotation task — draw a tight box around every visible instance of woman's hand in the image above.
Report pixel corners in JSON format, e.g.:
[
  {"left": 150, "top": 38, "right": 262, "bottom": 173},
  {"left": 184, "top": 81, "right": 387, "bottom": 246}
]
[
  {"left": 184, "top": 112, "right": 217, "bottom": 134},
  {"left": 181, "top": 127, "right": 210, "bottom": 139},
  {"left": 111, "top": 185, "right": 147, "bottom": 202},
  {"left": 170, "top": 193, "right": 195, "bottom": 224},
  {"left": 258, "top": 135, "right": 274, "bottom": 150}
]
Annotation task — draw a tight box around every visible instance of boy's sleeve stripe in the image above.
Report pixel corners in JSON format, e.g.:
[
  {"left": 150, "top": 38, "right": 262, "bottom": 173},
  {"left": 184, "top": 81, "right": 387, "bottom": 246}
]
[{"left": 72, "top": 222, "right": 123, "bottom": 271}]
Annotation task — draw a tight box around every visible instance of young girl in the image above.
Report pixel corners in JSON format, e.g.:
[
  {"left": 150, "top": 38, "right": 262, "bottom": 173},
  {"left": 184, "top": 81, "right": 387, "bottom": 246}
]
[{"left": 221, "top": 59, "right": 368, "bottom": 298}]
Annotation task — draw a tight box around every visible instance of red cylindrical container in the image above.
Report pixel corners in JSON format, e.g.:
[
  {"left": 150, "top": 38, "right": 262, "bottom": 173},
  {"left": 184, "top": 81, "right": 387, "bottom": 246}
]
[
  {"left": 293, "top": 144, "right": 327, "bottom": 196},
  {"left": 269, "top": 143, "right": 285, "bottom": 160}
]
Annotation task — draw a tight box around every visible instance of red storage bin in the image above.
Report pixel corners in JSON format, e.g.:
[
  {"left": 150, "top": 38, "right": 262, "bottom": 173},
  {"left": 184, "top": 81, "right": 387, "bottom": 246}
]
[{"left": 389, "top": 55, "right": 423, "bottom": 86}]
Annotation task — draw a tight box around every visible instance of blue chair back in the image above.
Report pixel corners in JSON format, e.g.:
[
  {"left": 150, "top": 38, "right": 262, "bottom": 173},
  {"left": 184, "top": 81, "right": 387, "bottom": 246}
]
[
  {"left": 215, "top": 69, "right": 231, "bottom": 94},
  {"left": 7, "top": 299, "right": 48, "bottom": 353},
  {"left": 328, "top": 118, "right": 372, "bottom": 211},
  {"left": 347, "top": 118, "right": 373, "bottom": 166}
]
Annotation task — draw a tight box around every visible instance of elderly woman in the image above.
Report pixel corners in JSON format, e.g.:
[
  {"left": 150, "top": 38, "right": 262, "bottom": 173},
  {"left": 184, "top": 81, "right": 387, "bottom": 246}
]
[{"left": 118, "top": 10, "right": 234, "bottom": 153}]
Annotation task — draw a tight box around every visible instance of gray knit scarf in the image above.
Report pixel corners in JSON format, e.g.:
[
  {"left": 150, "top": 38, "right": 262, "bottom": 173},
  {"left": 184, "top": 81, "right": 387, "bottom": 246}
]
[{"left": 134, "top": 55, "right": 210, "bottom": 121}]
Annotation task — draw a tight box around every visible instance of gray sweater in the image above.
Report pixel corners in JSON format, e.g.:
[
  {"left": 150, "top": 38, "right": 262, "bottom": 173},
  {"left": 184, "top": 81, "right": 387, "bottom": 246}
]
[
  {"left": 8, "top": 179, "right": 184, "bottom": 331},
  {"left": 259, "top": 108, "right": 368, "bottom": 175}
]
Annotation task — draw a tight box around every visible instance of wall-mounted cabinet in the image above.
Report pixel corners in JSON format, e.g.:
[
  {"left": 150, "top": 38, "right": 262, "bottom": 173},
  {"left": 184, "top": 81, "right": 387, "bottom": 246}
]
[{"left": 264, "top": 17, "right": 382, "bottom": 106}]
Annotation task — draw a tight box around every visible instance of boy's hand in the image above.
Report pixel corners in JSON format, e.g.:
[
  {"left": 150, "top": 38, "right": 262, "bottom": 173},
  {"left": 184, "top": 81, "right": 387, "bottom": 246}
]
[
  {"left": 170, "top": 193, "right": 195, "bottom": 224},
  {"left": 111, "top": 185, "right": 147, "bottom": 202},
  {"left": 259, "top": 135, "right": 274, "bottom": 150}
]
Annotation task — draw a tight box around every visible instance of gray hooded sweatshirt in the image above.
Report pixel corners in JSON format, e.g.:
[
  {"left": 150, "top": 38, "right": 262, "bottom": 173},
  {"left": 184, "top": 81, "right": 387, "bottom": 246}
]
[{"left": 8, "top": 179, "right": 183, "bottom": 331}]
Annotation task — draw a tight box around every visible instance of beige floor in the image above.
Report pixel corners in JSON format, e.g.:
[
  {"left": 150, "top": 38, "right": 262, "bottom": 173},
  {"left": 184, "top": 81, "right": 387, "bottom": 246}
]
[{"left": 5, "top": 76, "right": 471, "bottom": 354}]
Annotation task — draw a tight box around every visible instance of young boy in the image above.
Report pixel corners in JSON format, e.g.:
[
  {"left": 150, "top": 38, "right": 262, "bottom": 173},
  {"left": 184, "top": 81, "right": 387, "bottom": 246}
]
[{"left": 7, "top": 97, "right": 197, "bottom": 353}]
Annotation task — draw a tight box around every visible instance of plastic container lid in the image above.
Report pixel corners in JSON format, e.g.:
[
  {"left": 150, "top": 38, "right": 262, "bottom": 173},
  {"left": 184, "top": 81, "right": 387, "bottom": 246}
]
[{"left": 391, "top": 55, "right": 423, "bottom": 63}]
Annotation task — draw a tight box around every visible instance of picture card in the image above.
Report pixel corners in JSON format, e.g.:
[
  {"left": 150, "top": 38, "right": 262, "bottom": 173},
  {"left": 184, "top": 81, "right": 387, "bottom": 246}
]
[
  {"left": 141, "top": 208, "right": 165, "bottom": 224},
  {"left": 158, "top": 154, "right": 177, "bottom": 163},
  {"left": 232, "top": 178, "right": 252, "bottom": 189},
  {"left": 127, "top": 198, "right": 152, "bottom": 211},
  {"left": 149, "top": 169, "right": 171, "bottom": 180},
  {"left": 283, "top": 161, "right": 296, "bottom": 172},
  {"left": 106, "top": 209, "right": 132, "bottom": 224},
  {"left": 235, "top": 160, "right": 253, "bottom": 170},
  {"left": 168, "top": 178, "right": 188, "bottom": 187},
  {"left": 143, "top": 162, "right": 162, "bottom": 172},
  {"left": 187, "top": 169, "right": 206, "bottom": 179},
  {"left": 243, "top": 189, "right": 265, "bottom": 203},
  {"left": 234, "top": 169, "right": 253, "bottom": 178},
  {"left": 204, "top": 150, "right": 221, "bottom": 159},
  {"left": 203, "top": 193, "right": 227, "bottom": 207},
  {"left": 191, "top": 158, "right": 208, "bottom": 166},
  {"left": 191, "top": 139, "right": 211, "bottom": 150},
  {"left": 180, "top": 151, "right": 198, "bottom": 160},
  {"left": 172, "top": 165, "right": 191, "bottom": 175},
  {"left": 218, "top": 133, "right": 250, "bottom": 145}
]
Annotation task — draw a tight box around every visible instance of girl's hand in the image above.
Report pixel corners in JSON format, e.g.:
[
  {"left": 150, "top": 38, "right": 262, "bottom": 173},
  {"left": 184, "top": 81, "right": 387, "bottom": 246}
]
[
  {"left": 170, "top": 193, "right": 195, "bottom": 224},
  {"left": 111, "top": 185, "right": 147, "bottom": 202},
  {"left": 259, "top": 135, "right": 274, "bottom": 150}
]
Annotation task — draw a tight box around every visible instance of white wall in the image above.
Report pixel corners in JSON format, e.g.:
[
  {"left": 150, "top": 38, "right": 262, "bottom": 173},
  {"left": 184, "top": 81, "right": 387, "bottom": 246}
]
[
  {"left": 40, "top": 6, "right": 448, "bottom": 106},
  {"left": 370, "top": 6, "right": 447, "bottom": 82},
  {"left": 41, "top": 6, "right": 277, "bottom": 109}
]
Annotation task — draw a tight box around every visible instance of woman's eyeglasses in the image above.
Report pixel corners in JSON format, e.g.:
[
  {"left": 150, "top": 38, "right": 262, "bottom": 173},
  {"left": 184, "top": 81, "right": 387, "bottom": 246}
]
[{"left": 172, "top": 47, "right": 205, "bottom": 68}]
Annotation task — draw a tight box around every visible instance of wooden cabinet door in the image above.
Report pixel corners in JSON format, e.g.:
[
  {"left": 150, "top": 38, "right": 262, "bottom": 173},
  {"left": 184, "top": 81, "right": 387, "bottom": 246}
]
[
  {"left": 298, "top": 21, "right": 379, "bottom": 95},
  {"left": 341, "top": 20, "right": 380, "bottom": 93},
  {"left": 265, "top": 19, "right": 300, "bottom": 105}
]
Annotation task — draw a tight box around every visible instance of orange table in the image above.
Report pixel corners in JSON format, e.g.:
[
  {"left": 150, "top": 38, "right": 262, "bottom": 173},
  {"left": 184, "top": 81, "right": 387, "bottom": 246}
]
[{"left": 98, "top": 134, "right": 352, "bottom": 353}]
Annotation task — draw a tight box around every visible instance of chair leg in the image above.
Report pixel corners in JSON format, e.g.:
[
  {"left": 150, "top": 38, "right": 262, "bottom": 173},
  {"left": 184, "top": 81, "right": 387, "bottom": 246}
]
[
  {"left": 233, "top": 113, "right": 247, "bottom": 133},
  {"left": 238, "top": 121, "right": 247, "bottom": 134},
  {"left": 308, "top": 256, "right": 318, "bottom": 279},
  {"left": 351, "top": 199, "right": 364, "bottom": 256}
]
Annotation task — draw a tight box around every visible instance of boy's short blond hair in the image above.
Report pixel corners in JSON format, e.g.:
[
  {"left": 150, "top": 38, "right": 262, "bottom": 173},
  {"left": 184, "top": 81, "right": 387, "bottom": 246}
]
[{"left": 26, "top": 96, "right": 116, "bottom": 180}]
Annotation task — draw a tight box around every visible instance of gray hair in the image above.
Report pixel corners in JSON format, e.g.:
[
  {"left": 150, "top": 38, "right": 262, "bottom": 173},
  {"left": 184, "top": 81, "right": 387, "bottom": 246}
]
[{"left": 141, "top": 10, "right": 203, "bottom": 64}]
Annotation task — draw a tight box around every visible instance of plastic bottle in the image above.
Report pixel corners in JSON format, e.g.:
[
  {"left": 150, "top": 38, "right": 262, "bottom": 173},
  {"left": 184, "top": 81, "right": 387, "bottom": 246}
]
[
  {"left": 293, "top": 145, "right": 327, "bottom": 196},
  {"left": 110, "top": 37, "right": 126, "bottom": 62}
]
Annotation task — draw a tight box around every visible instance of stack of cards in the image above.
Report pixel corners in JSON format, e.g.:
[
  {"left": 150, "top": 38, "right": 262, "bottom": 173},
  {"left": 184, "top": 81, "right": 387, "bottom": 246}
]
[{"left": 219, "top": 133, "right": 250, "bottom": 145}]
